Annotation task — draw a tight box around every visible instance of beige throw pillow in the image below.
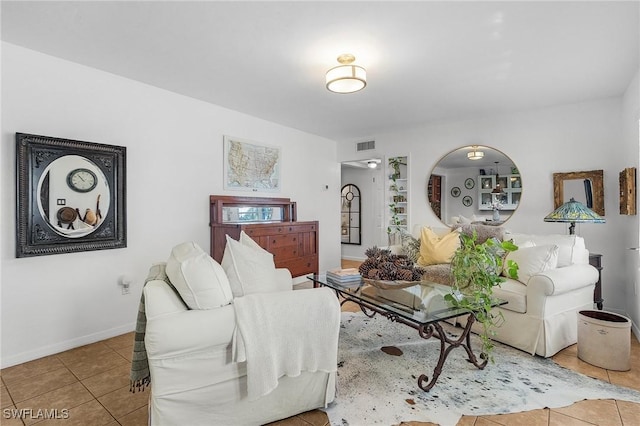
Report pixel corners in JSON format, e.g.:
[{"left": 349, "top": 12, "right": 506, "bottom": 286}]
[
  {"left": 165, "top": 242, "right": 233, "bottom": 310},
  {"left": 417, "top": 227, "right": 460, "bottom": 266}
]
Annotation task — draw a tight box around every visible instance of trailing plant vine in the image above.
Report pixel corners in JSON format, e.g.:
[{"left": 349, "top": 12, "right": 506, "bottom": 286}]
[{"left": 444, "top": 233, "right": 519, "bottom": 361}]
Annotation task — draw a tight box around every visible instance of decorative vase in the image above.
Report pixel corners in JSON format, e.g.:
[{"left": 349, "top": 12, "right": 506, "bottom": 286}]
[{"left": 492, "top": 209, "right": 500, "bottom": 221}]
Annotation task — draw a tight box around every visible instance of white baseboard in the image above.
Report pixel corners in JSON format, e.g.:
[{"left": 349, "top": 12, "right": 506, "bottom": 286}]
[
  {"left": 1, "top": 322, "right": 136, "bottom": 368},
  {"left": 341, "top": 256, "right": 366, "bottom": 262}
]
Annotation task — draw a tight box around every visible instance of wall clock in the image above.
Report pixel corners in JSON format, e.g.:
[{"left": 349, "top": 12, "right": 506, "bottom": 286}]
[
  {"left": 450, "top": 187, "right": 461, "bottom": 197},
  {"left": 465, "top": 178, "right": 475, "bottom": 189},
  {"left": 462, "top": 195, "right": 473, "bottom": 207},
  {"left": 67, "top": 168, "right": 98, "bottom": 193}
]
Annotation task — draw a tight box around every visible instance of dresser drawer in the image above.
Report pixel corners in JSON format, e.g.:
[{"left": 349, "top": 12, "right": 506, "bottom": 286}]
[
  {"left": 277, "top": 255, "right": 318, "bottom": 277},
  {"left": 244, "top": 222, "right": 317, "bottom": 238}
]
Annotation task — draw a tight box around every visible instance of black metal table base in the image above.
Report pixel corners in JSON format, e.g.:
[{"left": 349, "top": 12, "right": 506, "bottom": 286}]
[{"left": 338, "top": 292, "right": 487, "bottom": 392}]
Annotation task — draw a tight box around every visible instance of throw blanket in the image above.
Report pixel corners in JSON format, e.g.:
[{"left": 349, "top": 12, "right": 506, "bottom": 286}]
[
  {"left": 233, "top": 287, "right": 340, "bottom": 401},
  {"left": 129, "top": 263, "right": 188, "bottom": 393}
]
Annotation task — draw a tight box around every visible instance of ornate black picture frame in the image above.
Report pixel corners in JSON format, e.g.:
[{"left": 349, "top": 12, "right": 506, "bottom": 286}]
[{"left": 16, "top": 133, "right": 127, "bottom": 257}]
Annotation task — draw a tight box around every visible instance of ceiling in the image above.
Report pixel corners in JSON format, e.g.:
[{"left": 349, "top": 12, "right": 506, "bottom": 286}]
[{"left": 2, "top": 1, "right": 639, "bottom": 142}]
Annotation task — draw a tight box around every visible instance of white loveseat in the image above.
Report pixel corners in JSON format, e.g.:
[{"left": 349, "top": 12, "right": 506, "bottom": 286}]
[
  {"left": 141, "top": 237, "right": 339, "bottom": 425},
  {"left": 390, "top": 225, "right": 599, "bottom": 357}
]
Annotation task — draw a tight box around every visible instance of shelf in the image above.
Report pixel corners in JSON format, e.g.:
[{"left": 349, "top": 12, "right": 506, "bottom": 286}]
[{"left": 477, "top": 174, "right": 521, "bottom": 211}]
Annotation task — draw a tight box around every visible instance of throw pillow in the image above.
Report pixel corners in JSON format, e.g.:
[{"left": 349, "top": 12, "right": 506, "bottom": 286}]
[
  {"left": 458, "top": 215, "right": 472, "bottom": 224},
  {"left": 459, "top": 224, "right": 505, "bottom": 244},
  {"left": 239, "top": 231, "right": 274, "bottom": 263},
  {"left": 504, "top": 244, "right": 559, "bottom": 284},
  {"left": 400, "top": 231, "right": 421, "bottom": 263},
  {"left": 221, "top": 235, "right": 290, "bottom": 297},
  {"left": 417, "top": 227, "right": 461, "bottom": 266},
  {"left": 165, "top": 242, "right": 234, "bottom": 310}
]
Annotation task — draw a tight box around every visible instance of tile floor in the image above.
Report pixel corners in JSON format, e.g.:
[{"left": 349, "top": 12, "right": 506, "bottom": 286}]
[{"left": 1, "top": 263, "right": 638, "bottom": 425}]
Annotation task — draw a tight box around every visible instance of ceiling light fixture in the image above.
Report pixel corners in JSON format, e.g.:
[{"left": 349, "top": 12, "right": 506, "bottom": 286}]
[
  {"left": 326, "top": 54, "right": 367, "bottom": 94},
  {"left": 367, "top": 160, "right": 378, "bottom": 169},
  {"left": 467, "top": 145, "right": 484, "bottom": 160}
]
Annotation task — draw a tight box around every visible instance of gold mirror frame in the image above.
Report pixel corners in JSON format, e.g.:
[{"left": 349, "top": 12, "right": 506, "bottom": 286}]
[
  {"left": 553, "top": 170, "right": 604, "bottom": 216},
  {"left": 428, "top": 145, "right": 521, "bottom": 226}
]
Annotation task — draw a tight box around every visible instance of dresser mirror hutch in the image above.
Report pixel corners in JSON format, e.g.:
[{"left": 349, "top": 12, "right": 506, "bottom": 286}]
[
  {"left": 209, "top": 195, "right": 319, "bottom": 277},
  {"left": 428, "top": 146, "right": 522, "bottom": 226}
]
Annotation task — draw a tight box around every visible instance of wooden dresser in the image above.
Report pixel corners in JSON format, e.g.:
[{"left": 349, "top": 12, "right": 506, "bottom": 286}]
[{"left": 209, "top": 195, "right": 319, "bottom": 278}]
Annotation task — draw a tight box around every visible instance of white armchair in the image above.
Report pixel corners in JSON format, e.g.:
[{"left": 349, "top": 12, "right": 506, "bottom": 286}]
[{"left": 142, "top": 238, "right": 339, "bottom": 426}]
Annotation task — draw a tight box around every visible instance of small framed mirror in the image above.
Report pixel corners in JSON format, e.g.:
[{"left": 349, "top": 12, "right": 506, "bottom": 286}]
[
  {"left": 16, "top": 133, "right": 127, "bottom": 257},
  {"left": 552, "top": 170, "right": 604, "bottom": 216}
]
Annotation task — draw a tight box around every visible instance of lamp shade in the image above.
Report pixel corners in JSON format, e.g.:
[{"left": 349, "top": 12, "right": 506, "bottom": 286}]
[
  {"left": 467, "top": 146, "right": 484, "bottom": 160},
  {"left": 326, "top": 54, "right": 367, "bottom": 94},
  {"left": 544, "top": 198, "right": 605, "bottom": 234}
]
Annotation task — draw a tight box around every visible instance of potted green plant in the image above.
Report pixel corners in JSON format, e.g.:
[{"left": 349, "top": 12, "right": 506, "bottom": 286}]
[{"left": 444, "top": 232, "right": 519, "bottom": 360}]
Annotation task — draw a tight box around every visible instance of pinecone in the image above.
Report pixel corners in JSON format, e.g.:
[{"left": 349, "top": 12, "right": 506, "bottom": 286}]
[
  {"left": 364, "top": 246, "right": 383, "bottom": 258},
  {"left": 397, "top": 268, "right": 414, "bottom": 281},
  {"left": 393, "top": 257, "right": 411, "bottom": 269},
  {"left": 367, "top": 268, "right": 381, "bottom": 280},
  {"left": 378, "top": 262, "right": 396, "bottom": 280},
  {"left": 412, "top": 269, "right": 424, "bottom": 281}
]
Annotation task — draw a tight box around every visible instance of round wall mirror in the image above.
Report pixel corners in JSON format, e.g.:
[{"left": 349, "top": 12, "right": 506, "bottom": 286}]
[
  {"left": 427, "top": 146, "right": 522, "bottom": 227},
  {"left": 37, "top": 155, "right": 111, "bottom": 238}
]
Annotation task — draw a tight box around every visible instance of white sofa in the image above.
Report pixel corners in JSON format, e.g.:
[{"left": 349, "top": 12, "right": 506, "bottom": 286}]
[
  {"left": 142, "top": 239, "right": 339, "bottom": 425},
  {"left": 390, "top": 225, "right": 599, "bottom": 357}
]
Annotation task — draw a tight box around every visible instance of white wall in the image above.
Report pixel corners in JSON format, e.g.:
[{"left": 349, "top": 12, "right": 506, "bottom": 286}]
[
  {"left": 0, "top": 43, "right": 341, "bottom": 367},
  {"left": 338, "top": 97, "right": 635, "bottom": 323}
]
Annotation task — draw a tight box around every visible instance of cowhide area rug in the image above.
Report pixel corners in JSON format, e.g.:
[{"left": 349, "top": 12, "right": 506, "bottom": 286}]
[{"left": 324, "top": 312, "right": 640, "bottom": 426}]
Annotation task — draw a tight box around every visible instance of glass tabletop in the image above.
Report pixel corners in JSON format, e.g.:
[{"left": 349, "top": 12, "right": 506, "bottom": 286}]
[{"left": 308, "top": 274, "right": 486, "bottom": 326}]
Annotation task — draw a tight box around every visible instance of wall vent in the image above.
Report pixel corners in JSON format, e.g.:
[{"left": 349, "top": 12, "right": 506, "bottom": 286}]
[{"left": 356, "top": 140, "right": 375, "bottom": 151}]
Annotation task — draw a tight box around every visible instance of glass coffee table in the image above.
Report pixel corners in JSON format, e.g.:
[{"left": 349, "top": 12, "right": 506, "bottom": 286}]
[{"left": 308, "top": 274, "right": 506, "bottom": 391}]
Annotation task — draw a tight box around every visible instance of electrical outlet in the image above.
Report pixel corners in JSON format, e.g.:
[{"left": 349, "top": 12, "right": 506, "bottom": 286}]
[{"left": 119, "top": 276, "right": 132, "bottom": 295}]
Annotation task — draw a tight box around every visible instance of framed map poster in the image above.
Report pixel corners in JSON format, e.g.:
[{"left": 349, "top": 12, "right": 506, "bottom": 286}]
[{"left": 223, "top": 135, "right": 281, "bottom": 192}]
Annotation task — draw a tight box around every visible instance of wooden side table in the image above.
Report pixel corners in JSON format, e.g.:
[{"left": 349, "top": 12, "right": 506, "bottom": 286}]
[{"left": 589, "top": 253, "right": 603, "bottom": 310}]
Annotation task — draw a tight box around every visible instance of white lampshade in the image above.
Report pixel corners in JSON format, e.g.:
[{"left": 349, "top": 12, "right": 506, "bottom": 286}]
[
  {"left": 467, "top": 146, "right": 484, "bottom": 160},
  {"left": 326, "top": 54, "right": 367, "bottom": 94}
]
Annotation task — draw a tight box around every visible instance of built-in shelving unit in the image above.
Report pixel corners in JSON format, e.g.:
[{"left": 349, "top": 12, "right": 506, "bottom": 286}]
[
  {"left": 387, "top": 157, "right": 409, "bottom": 240},
  {"left": 477, "top": 174, "right": 521, "bottom": 211}
]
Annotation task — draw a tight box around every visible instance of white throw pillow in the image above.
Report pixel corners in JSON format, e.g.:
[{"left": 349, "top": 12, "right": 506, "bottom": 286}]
[
  {"left": 221, "top": 235, "right": 289, "bottom": 297},
  {"left": 505, "top": 233, "right": 586, "bottom": 267},
  {"left": 165, "top": 242, "right": 233, "bottom": 309},
  {"left": 458, "top": 214, "right": 472, "bottom": 224},
  {"left": 239, "top": 231, "right": 274, "bottom": 264},
  {"left": 505, "top": 244, "right": 559, "bottom": 284}
]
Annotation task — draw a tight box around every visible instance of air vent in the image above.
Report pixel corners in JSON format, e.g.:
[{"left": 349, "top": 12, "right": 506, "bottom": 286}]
[{"left": 356, "top": 140, "right": 375, "bottom": 151}]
